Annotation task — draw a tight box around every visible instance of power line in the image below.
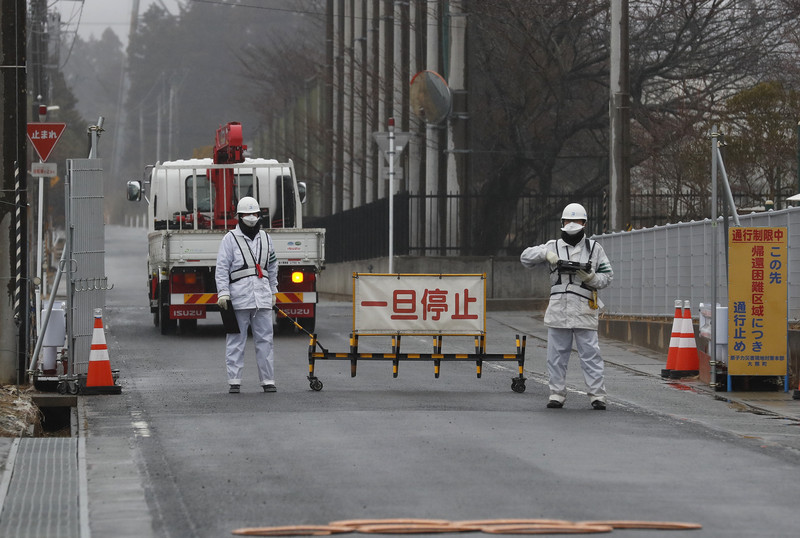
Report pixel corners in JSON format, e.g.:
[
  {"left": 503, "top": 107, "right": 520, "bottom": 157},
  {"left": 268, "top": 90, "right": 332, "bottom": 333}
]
[{"left": 188, "top": 0, "right": 323, "bottom": 15}]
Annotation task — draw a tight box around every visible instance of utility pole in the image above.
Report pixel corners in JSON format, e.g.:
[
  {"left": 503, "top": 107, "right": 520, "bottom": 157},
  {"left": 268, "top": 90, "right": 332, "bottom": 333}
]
[
  {"left": 609, "top": 0, "right": 630, "bottom": 231},
  {"left": 446, "top": 0, "right": 468, "bottom": 253},
  {"left": 324, "top": 0, "right": 334, "bottom": 215},
  {"left": 1, "top": 0, "right": 29, "bottom": 383}
]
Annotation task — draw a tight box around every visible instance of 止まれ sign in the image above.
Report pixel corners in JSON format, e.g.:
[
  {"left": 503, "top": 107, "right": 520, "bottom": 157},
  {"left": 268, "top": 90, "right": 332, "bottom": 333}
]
[{"left": 27, "top": 123, "right": 67, "bottom": 162}]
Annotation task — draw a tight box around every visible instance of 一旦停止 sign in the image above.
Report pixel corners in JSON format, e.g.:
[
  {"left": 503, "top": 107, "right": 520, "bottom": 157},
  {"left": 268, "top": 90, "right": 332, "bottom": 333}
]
[{"left": 353, "top": 273, "right": 485, "bottom": 335}]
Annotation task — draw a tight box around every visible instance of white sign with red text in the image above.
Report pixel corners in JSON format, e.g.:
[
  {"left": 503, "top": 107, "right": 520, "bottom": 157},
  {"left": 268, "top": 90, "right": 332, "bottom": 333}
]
[
  {"left": 30, "top": 162, "right": 57, "bottom": 177},
  {"left": 353, "top": 273, "right": 485, "bottom": 335}
]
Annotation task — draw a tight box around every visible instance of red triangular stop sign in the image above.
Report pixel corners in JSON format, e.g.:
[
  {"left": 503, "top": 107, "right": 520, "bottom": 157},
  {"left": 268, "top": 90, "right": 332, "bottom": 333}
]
[{"left": 27, "top": 123, "right": 67, "bottom": 162}]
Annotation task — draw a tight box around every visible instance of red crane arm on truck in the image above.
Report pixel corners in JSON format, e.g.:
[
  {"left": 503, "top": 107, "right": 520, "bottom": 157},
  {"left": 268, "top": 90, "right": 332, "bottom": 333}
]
[{"left": 210, "top": 122, "right": 247, "bottom": 228}]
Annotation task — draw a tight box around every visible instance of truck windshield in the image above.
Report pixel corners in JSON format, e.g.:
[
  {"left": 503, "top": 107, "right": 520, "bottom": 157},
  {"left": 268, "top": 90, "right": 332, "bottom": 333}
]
[
  {"left": 185, "top": 174, "right": 211, "bottom": 212},
  {"left": 184, "top": 171, "right": 254, "bottom": 213},
  {"left": 233, "top": 173, "right": 255, "bottom": 202}
]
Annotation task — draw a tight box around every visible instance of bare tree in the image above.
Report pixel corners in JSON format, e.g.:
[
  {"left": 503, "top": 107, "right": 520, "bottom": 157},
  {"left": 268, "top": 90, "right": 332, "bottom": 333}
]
[
  {"left": 233, "top": 0, "right": 800, "bottom": 255},
  {"left": 468, "top": 0, "right": 796, "bottom": 253},
  {"left": 235, "top": 3, "right": 327, "bottom": 174},
  {"left": 720, "top": 81, "right": 800, "bottom": 206}
]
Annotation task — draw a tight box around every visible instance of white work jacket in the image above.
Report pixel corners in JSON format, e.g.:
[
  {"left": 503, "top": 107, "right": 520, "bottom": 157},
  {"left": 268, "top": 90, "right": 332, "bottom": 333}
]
[
  {"left": 215, "top": 226, "right": 279, "bottom": 311},
  {"left": 520, "top": 237, "right": 613, "bottom": 330}
]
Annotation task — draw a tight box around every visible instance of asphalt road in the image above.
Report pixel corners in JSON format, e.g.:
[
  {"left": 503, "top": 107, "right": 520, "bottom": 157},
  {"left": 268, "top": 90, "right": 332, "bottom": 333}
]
[{"left": 86, "top": 226, "right": 800, "bottom": 538}]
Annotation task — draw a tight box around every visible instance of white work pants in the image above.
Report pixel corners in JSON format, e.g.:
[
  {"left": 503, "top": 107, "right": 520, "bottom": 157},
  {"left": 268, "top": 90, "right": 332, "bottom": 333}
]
[
  {"left": 225, "top": 308, "right": 274, "bottom": 386},
  {"left": 546, "top": 327, "right": 606, "bottom": 403}
]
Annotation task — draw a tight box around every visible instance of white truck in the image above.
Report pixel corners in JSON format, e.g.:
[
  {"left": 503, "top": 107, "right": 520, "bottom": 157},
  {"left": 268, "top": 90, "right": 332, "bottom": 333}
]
[{"left": 126, "top": 122, "right": 325, "bottom": 335}]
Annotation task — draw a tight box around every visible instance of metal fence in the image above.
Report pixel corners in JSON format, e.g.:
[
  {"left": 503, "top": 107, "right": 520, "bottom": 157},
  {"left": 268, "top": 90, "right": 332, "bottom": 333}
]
[
  {"left": 308, "top": 195, "right": 410, "bottom": 263},
  {"left": 596, "top": 207, "right": 800, "bottom": 322},
  {"left": 65, "top": 159, "right": 108, "bottom": 376},
  {"left": 311, "top": 191, "right": 764, "bottom": 261}
]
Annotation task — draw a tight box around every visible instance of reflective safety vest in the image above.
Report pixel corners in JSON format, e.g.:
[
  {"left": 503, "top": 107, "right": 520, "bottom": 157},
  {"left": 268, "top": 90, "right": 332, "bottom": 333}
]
[
  {"left": 550, "top": 238, "right": 596, "bottom": 302},
  {"left": 229, "top": 230, "right": 271, "bottom": 283}
]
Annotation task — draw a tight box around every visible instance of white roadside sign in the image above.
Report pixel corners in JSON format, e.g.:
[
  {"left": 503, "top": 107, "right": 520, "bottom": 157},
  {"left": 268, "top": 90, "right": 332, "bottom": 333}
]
[
  {"left": 353, "top": 273, "right": 485, "bottom": 335},
  {"left": 30, "top": 162, "right": 57, "bottom": 177}
]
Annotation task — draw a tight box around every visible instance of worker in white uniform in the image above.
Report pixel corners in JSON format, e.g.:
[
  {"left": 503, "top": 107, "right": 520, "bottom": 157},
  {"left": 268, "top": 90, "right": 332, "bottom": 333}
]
[
  {"left": 215, "top": 196, "right": 279, "bottom": 394},
  {"left": 520, "top": 203, "right": 614, "bottom": 410}
]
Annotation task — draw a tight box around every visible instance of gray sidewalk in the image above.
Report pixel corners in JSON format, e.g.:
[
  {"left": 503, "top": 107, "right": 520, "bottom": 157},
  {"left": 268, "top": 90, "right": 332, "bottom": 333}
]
[
  {"left": 598, "top": 326, "right": 800, "bottom": 423},
  {"left": 497, "top": 310, "right": 800, "bottom": 423}
]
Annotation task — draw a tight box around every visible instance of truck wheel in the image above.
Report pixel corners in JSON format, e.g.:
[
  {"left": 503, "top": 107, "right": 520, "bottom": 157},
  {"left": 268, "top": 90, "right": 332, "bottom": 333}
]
[
  {"left": 160, "top": 303, "right": 176, "bottom": 335},
  {"left": 300, "top": 317, "right": 316, "bottom": 334},
  {"left": 159, "top": 282, "right": 176, "bottom": 334},
  {"left": 276, "top": 318, "right": 294, "bottom": 335},
  {"left": 179, "top": 319, "right": 197, "bottom": 333},
  {"left": 153, "top": 306, "right": 160, "bottom": 327}
]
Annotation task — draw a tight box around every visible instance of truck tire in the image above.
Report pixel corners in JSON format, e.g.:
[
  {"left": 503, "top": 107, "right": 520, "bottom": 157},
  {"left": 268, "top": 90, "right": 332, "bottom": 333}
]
[
  {"left": 276, "top": 317, "right": 294, "bottom": 334},
  {"left": 159, "top": 282, "right": 176, "bottom": 335},
  {"left": 160, "top": 302, "right": 176, "bottom": 335},
  {"left": 300, "top": 317, "right": 316, "bottom": 334},
  {"left": 179, "top": 319, "right": 197, "bottom": 333},
  {"left": 276, "top": 316, "right": 315, "bottom": 335}
]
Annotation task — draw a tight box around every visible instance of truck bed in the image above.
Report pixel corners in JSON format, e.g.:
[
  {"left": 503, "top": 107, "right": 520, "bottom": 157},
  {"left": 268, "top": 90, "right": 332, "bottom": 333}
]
[{"left": 148, "top": 228, "right": 326, "bottom": 269}]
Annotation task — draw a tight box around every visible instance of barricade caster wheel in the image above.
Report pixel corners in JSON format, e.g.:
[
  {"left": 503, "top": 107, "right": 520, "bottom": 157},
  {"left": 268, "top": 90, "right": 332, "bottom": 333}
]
[
  {"left": 511, "top": 378, "right": 526, "bottom": 393},
  {"left": 309, "top": 378, "right": 323, "bottom": 391},
  {"left": 57, "top": 381, "right": 67, "bottom": 395}
]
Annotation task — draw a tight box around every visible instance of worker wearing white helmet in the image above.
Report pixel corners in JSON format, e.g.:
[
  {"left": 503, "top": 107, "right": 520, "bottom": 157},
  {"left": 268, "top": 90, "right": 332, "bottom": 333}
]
[
  {"left": 520, "top": 202, "right": 614, "bottom": 410},
  {"left": 215, "top": 196, "right": 279, "bottom": 393}
]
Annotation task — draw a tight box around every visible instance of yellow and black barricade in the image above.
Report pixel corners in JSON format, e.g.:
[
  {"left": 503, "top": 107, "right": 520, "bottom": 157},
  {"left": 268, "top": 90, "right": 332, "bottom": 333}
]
[{"left": 301, "top": 273, "right": 526, "bottom": 392}]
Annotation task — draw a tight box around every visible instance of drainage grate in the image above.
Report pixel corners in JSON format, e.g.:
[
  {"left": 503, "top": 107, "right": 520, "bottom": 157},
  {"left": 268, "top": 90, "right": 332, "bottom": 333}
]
[{"left": 0, "top": 438, "right": 79, "bottom": 537}]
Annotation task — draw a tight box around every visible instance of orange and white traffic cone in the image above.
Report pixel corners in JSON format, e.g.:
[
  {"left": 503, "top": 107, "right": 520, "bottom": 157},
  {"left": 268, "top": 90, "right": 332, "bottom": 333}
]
[
  {"left": 671, "top": 300, "right": 699, "bottom": 379},
  {"left": 662, "top": 299, "right": 683, "bottom": 378},
  {"left": 83, "top": 309, "right": 122, "bottom": 394}
]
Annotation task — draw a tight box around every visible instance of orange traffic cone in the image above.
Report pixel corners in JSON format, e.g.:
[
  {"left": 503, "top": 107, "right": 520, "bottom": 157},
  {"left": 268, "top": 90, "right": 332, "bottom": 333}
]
[
  {"left": 662, "top": 299, "right": 683, "bottom": 378},
  {"left": 84, "top": 309, "right": 122, "bottom": 394},
  {"left": 671, "top": 300, "right": 699, "bottom": 379}
]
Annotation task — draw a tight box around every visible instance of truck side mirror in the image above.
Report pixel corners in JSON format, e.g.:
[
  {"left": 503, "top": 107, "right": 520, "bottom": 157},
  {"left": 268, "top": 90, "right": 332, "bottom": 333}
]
[
  {"left": 297, "top": 181, "right": 307, "bottom": 204},
  {"left": 126, "top": 180, "right": 142, "bottom": 202}
]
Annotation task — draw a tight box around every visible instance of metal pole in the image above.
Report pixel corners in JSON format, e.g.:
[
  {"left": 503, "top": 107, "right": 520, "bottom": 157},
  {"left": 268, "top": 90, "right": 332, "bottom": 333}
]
[
  {"left": 710, "top": 127, "right": 719, "bottom": 390},
  {"left": 28, "top": 247, "right": 67, "bottom": 377},
  {"left": 88, "top": 116, "right": 105, "bottom": 159},
  {"left": 609, "top": 0, "right": 630, "bottom": 231},
  {"left": 715, "top": 148, "right": 741, "bottom": 226},
  {"left": 36, "top": 174, "right": 44, "bottom": 335},
  {"left": 388, "top": 117, "right": 395, "bottom": 273},
  {"left": 65, "top": 162, "right": 74, "bottom": 377}
]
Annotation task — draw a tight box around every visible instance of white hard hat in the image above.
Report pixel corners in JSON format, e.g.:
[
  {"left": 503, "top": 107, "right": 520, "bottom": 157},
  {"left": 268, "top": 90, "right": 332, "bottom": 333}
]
[
  {"left": 236, "top": 196, "right": 260, "bottom": 214},
  {"left": 561, "top": 203, "right": 587, "bottom": 221}
]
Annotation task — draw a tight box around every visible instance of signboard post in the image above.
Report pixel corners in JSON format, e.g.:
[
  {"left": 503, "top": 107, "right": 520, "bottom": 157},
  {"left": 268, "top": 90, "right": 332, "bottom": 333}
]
[
  {"left": 727, "top": 227, "right": 788, "bottom": 391},
  {"left": 372, "top": 119, "right": 411, "bottom": 273},
  {"left": 26, "top": 122, "right": 66, "bottom": 336}
]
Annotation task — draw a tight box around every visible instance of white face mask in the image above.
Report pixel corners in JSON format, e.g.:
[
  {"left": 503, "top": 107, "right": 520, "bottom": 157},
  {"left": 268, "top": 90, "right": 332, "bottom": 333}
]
[
  {"left": 561, "top": 221, "right": 584, "bottom": 235},
  {"left": 241, "top": 215, "right": 260, "bottom": 227}
]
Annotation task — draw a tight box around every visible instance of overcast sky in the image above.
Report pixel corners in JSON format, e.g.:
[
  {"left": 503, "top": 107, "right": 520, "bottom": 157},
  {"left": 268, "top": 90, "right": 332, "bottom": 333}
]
[{"left": 54, "top": 0, "right": 183, "bottom": 46}]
